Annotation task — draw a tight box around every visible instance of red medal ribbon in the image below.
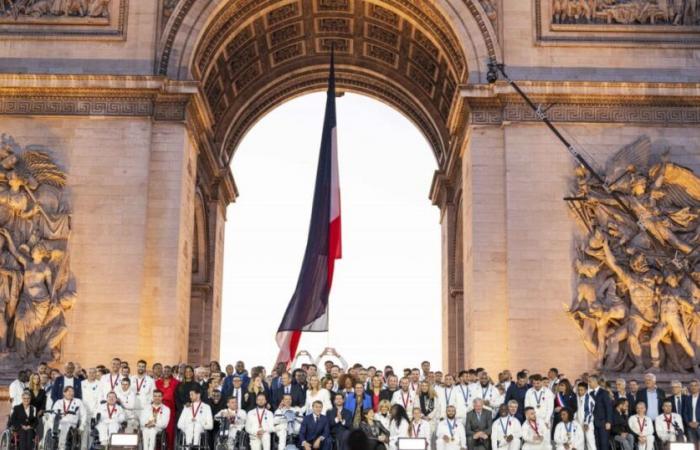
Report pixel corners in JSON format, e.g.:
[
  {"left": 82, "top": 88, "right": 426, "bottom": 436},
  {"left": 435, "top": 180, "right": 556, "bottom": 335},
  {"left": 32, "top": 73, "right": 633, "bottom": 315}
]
[
  {"left": 136, "top": 377, "right": 146, "bottom": 394},
  {"left": 401, "top": 392, "right": 410, "bottom": 409},
  {"left": 637, "top": 417, "right": 646, "bottom": 433},
  {"left": 152, "top": 406, "right": 161, "bottom": 416},
  {"left": 256, "top": 408, "right": 265, "bottom": 427},
  {"left": 412, "top": 423, "right": 421, "bottom": 437},
  {"left": 529, "top": 420, "right": 539, "bottom": 436},
  {"left": 108, "top": 405, "right": 117, "bottom": 419},
  {"left": 191, "top": 401, "right": 202, "bottom": 418},
  {"left": 63, "top": 400, "right": 73, "bottom": 415},
  {"left": 110, "top": 374, "right": 119, "bottom": 390},
  {"left": 665, "top": 414, "right": 673, "bottom": 431}
]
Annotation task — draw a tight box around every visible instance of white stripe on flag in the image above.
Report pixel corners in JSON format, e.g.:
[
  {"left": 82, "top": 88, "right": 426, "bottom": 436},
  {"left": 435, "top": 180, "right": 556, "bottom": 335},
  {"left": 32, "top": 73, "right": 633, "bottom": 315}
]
[{"left": 330, "top": 126, "right": 340, "bottom": 221}]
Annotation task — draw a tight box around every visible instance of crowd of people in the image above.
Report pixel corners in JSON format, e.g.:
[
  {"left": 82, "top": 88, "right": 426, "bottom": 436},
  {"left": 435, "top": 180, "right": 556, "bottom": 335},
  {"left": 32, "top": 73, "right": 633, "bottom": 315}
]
[{"left": 6, "top": 359, "right": 700, "bottom": 450}]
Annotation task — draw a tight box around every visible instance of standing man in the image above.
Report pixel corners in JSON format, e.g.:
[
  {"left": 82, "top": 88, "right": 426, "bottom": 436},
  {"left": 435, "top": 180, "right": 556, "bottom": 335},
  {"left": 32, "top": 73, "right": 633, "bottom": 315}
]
[
  {"left": 438, "top": 374, "right": 465, "bottom": 421},
  {"left": 132, "top": 359, "right": 155, "bottom": 422},
  {"left": 524, "top": 375, "right": 554, "bottom": 426},
  {"left": 379, "top": 375, "right": 398, "bottom": 403},
  {"left": 140, "top": 390, "right": 170, "bottom": 450},
  {"left": 177, "top": 388, "right": 213, "bottom": 446},
  {"left": 9, "top": 370, "right": 28, "bottom": 407},
  {"left": 685, "top": 379, "right": 700, "bottom": 444},
  {"left": 245, "top": 393, "right": 274, "bottom": 450},
  {"left": 391, "top": 378, "right": 416, "bottom": 414},
  {"left": 574, "top": 382, "right": 596, "bottom": 450},
  {"left": 636, "top": 373, "right": 665, "bottom": 420},
  {"left": 505, "top": 371, "right": 530, "bottom": 423},
  {"left": 589, "top": 375, "right": 612, "bottom": 450},
  {"left": 99, "top": 358, "right": 122, "bottom": 401},
  {"left": 51, "top": 362, "right": 82, "bottom": 403}
]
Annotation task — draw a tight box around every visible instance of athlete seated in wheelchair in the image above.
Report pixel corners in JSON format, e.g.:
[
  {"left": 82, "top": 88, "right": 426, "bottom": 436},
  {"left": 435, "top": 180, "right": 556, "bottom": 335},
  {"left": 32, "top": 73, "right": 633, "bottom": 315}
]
[
  {"left": 139, "top": 390, "right": 171, "bottom": 450},
  {"left": 45, "top": 386, "right": 84, "bottom": 450},
  {"left": 4, "top": 392, "right": 40, "bottom": 450},
  {"left": 214, "top": 397, "right": 247, "bottom": 450},
  {"left": 94, "top": 392, "right": 126, "bottom": 448},
  {"left": 272, "top": 394, "right": 303, "bottom": 450},
  {"left": 176, "top": 388, "right": 213, "bottom": 450}
]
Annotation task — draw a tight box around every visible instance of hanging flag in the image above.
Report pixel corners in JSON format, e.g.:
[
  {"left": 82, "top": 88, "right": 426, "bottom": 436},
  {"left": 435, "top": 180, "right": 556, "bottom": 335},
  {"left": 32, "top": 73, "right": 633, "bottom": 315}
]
[{"left": 275, "top": 51, "right": 342, "bottom": 366}]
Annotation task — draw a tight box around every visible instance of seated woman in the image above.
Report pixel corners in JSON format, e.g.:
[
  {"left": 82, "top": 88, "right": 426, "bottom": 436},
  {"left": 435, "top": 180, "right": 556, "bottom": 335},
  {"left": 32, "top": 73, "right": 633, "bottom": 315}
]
[
  {"left": 11, "top": 391, "right": 39, "bottom": 450},
  {"left": 359, "top": 408, "right": 390, "bottom": 450}
]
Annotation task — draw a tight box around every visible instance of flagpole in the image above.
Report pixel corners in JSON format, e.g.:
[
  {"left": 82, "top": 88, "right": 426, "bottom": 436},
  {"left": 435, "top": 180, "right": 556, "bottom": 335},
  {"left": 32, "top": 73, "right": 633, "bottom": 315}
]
[{"left": 327, "top": 43, "right": 335, "bottom": 351}]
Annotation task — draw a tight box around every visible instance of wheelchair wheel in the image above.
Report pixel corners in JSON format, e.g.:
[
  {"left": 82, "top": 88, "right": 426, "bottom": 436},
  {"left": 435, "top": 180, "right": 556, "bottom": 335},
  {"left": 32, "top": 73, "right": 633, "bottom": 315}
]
[
  {"left": 65, "top": 428, "right": 80, "bottom": 450},
  {"left": 155, "top": 431, "right": 167, "bottom": 450},
  {"left": 41, "top": 432, "right": 53, "bottom": 450},
  {"left": 175, "top": 431, "right": 185, "bottom": 450},
  {"left": 0, "top": 430, "right": 12, "bottom": 450}
]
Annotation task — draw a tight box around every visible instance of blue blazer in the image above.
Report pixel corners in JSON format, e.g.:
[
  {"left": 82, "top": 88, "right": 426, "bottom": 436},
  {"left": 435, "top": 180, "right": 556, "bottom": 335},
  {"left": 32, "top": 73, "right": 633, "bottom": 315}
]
[
  {"left": 300, "top": 414, "right": 330, "bottom": 443},
  {"left": 328, "top": 407, "right": 353, "bottom": 437},
  {"left": 682, "top": 395, "right": 699, "bottom": 425},
  {"left": 221, "top": 372, "right": 250, "bottom": 399},
  {"left": 51, "top": 376, "right": 82, "bottom": 402},
  {"left": 344, "top": 393, "right": 372, "bottom": 415},
  {"left": 272, "top": 384, "right": 306, "bottom": 409}
]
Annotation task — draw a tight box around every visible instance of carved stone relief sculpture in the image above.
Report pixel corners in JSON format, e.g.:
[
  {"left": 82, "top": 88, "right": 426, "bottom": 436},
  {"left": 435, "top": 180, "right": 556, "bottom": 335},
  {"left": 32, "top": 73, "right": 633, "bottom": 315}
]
[
  {"left": 552, "top": 0, "right": 699, "bottom": 26},
  {"left": 566, "top": 136, "right": 700, "bottom": 373},
  {"left": 0, "top": 0, "right": 110, "bottom": 19},
  {"left": 0, "top": 135, "right": 75, "bottom": 363}
]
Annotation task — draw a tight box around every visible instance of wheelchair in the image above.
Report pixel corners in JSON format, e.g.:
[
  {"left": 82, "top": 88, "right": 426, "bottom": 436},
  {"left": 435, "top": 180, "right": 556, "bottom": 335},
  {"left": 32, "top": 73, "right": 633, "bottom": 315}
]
[
  {"left": 212, "top": 417, "right": 247, "bottom": 450},
  {"left": 175, "top": 429, "right": 209, "bottom": 450},
  {"left": 137, "top": 429, "right": 167, "bottom": 450},
  {"left": 0, "top": 426, "right": 41, "bottom": 450},
  {"left": 41, "top": 411, "right": 80, "bottom": 450}
]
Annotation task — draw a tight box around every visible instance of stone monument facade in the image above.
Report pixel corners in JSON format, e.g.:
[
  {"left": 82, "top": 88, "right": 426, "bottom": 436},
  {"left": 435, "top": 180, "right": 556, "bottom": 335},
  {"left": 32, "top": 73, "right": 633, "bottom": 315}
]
[{"left": 0, "top": 0, "right": 696, "bottom": 377}]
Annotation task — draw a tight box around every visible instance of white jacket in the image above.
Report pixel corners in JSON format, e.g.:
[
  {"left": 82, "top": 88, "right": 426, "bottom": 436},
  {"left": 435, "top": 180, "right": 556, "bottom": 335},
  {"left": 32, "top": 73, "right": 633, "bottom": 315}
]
[
  {"left": 521, "top": 419, "right": 550, "bottom": 450},
  {"left": 553, "top": 421, "right": 585, "bottom": 450},
  {"left": 52, "top": 398, "right": 86, "bottom": 430},
  {"left": 131, "top": 375, "right": 155, "bottom": 413},
  {"left": 177, "top": 402, "right": 213, "bottom": 433},
  {"left": 628, "top": 415, "right": 654, "bottom": 441},
  {"left": 436, "top": 418, "right": 467, "bottom": 449},
  {"left": 524, "top": 388, "right": 554, "bottom": 423},
  {"left": 96, "top": 403, "right": 125, "bottom": 430},
  {"left": 245, "top": 407, "right": 274, "bottom": 435},
  {"left": 139, "top": 403, "right": 170, "bottom": 431},
  {"left": 655, "top": 413, "right": 684, "bottom": 442},
  {"left": 491, "top": 416, "right": 522, "bottom": 450},
  {"left": 391, "top": 390, "right": 417, "bottom": 413},
  {"left": 438, "top": 386, "right": 465, "bottom": 420}
]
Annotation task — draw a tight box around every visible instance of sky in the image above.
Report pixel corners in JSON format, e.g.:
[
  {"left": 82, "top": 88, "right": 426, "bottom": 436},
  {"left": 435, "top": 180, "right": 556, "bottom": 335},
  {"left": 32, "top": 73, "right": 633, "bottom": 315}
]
[{"left": 219, "top": 92, "right": 442, "bottom": 372}]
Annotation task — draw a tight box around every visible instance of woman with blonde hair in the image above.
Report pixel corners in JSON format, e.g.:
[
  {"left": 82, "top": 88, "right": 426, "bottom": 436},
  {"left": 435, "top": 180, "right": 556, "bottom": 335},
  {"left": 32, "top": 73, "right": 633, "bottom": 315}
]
[
  {"left": 303, "top": 374, "right": 332, "bottom": 414},
  {"left": 26, "top": 372, "right": 46, "bottom": 415},
  {"left": 243, "top": 375, "right": 268, "bottom": 411},
  {"left": 376, "top": 400, "right": 392, "bottom": 430}
]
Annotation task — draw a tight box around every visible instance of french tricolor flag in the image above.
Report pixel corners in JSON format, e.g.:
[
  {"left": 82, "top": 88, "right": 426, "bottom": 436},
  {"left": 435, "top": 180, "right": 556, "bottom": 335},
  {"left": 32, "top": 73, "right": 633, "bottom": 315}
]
[{"left": 275, "top": 51, "right": 342, "bottom": 366}]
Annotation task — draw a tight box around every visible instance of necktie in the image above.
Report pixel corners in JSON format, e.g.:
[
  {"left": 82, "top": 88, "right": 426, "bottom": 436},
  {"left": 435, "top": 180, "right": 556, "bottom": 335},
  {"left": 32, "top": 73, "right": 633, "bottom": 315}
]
[{"left": 677, "top": 397, "right": 681, "bottom": 413}]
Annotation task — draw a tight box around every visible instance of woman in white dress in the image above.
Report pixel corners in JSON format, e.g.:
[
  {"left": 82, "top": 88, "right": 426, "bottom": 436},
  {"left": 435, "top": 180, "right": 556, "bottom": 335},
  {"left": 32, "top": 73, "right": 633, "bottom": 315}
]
[
  {"left": 388, "top": 404, "right": 410, "bottom": 450},
  {"left": 303, "top": 375, "right": 331, "bottom": 415}
]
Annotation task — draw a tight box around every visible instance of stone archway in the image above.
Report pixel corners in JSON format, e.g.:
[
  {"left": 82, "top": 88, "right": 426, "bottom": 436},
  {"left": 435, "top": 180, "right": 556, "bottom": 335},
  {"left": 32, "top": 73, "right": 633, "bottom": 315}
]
[{"left": 159, "top": 0, "right": 500, "bottom": 365}]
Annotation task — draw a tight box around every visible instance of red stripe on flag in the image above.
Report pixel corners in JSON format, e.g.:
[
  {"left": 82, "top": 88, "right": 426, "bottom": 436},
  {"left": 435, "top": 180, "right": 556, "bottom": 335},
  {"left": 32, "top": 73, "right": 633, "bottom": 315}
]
[
  {"left": 288, "top": 330, "right": 302, "bottom": 367},
  {"left": 327, "top": 216, "right": 341, "bottom": 288}
]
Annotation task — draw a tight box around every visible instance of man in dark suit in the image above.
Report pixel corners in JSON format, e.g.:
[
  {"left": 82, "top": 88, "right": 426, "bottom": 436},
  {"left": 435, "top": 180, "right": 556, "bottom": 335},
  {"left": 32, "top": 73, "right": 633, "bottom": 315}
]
[
  {"left": 589, "top": 375, "right": 612, "bottom": 450},
  {"left": 636, "top": 373, "right": 666, "bottom": 419},
  {"left": 299, "top": 400, "right": 332, "bottom": 450},
  {"left": 379, "top": 375, "right": 398, "bottom": 403},
  {"left": 328, "top": 393, "right": 353, "bottom": 450},
  {"left": 685, "top": 379, "right": 700, "bottom": 443},
  {"left": 271, "top": 372, "right": 305, "bottom": 410},
  {"left": 465, "top": 399, "right": 492, "bottom": 450},
  {"left": 669, "top": 380, "right": 689, "bottom": 424},
  {"left": 51, "top": 362, "right": 82, "bottom": 403},
  {"left": 11, "top": 391, "right": 38, "bottom": 450},
  {"left": 504, "top": 371, "right": 530, "bottom": 422}
]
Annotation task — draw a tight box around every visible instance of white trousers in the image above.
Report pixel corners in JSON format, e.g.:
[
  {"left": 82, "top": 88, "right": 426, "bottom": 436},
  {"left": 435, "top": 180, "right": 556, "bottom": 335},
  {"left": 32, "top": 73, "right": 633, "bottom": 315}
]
[
  {"left": 436, "top": 440, "right": 462, "bottom": 450},
  {"left": 58, "top": 423, "right": 76, "bottom": 449},
  {"left": 182, "top": 423, "right": 205, "bottom": 445},
  {"left": 636, "top": 438, "right": 655, "bottom": 450},
  {"left": 142, "top": 427, "right": 162, "bottom": 450},
  {"left": 583, "top": 425, "right": 597, "bottom": 450},
  {"left": 249, "top": 432, "right": 271, "bottom": 450},
  {"left": 273, "top": 424, "right": 287, "bottom": 450},
  {"left": 97, "top": 422, "right": 120, "bottom": 445},
  {"left": 496, "top": 439, "right": 522, "bottom": 450}
]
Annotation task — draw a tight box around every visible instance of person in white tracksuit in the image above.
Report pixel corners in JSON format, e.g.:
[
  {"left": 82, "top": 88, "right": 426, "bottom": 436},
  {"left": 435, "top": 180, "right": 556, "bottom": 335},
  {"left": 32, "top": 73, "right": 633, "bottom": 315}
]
[
  {"left": 245, "top": 393, "right": 275, "bottom": 450},
  {"left": 214, "top": 397, "right": 247, "bottom": 448},
  {"left": 51, "top": 387, "right": 85, "bottom": 449},
  {"left": 95, "top": 392, "right": 125, "bottom": 445},
  {"left": 574, "top": 383, "right": 596, "bottom": 450},
  {"left": 655, "top": 399, "right": 684, "bottom": 445},
  {"left": 628, "top": 402, "right": 654, "bottom": 450},
  {"left": 140, "top": 390, "right": 170, "bottom": 450},
  {"left": 409, "top": 407, "right": 432, "bottom": 450},
  {"left": 80, "top": 369, "right": 100, "bottom": 450},
  {"left": 492, "top": 403, "right": 521, "bottom": 450},
  {"left": 436, "top": 405, "right": 467, "bottom": 450},
  {"left": 177, "top": 389, "right": 213, "bottom": 446},
  {"left": 521, "top": 407, "right": 550, "bottom": 450},
  {"left": 553, "top": 408, "right": 585, "bottom": 450}
]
